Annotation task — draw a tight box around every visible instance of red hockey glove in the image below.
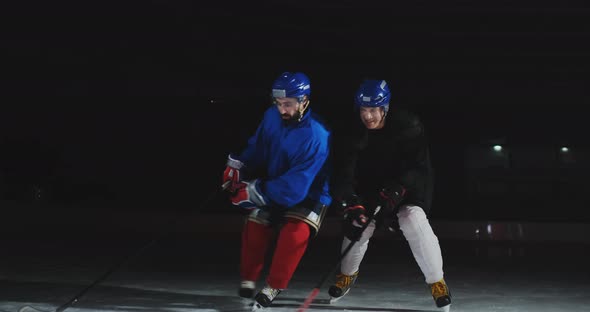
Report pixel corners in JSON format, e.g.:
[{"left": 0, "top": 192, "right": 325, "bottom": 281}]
[
  {"left": 230, "top": 179, "right": 268, "bottom": 210},
  {"left": 222, "top": 154, "right": 244, "bottom": 192}
]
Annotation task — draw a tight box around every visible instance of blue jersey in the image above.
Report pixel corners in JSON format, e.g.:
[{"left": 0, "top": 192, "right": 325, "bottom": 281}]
[{"left": 233, "top": 106, "right": 332, "bottom": 208}]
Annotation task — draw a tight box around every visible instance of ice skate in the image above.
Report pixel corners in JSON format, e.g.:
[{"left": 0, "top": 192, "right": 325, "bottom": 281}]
[
  {"left": 239, "top": 280, "right": 256, "bottom": 299},
  {"left": 251, "top": 301, "right": 264, "bottom": 311},
  {"left": 251, "top": 285, "right": 281, "bottom": 310},
  {"left": 430, "top": 278, "right": 451, "bottom": 311},
  {"left": 328, "top": 271, "right": 359, "bottom": 303}
]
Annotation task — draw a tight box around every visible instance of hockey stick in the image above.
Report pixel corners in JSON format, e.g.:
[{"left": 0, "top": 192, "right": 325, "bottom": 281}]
[
  {"left": 18, "top": 186, "right": 227, "bottom": 312},
  {"left": 296, "top": 205, "right": 382, "bottom": 312}
]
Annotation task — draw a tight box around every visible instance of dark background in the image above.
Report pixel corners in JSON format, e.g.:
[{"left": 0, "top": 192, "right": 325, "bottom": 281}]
[{"left": 2, "top": 0, "right": 590, "bottom": 222}]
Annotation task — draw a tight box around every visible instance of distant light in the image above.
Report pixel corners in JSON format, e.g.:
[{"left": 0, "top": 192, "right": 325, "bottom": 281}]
[
  {"left": 493, "top": 145, "right": 502, "bottom": 152},
  {"left": 560, "top": 146, "right": 569, "bottom": 153}
]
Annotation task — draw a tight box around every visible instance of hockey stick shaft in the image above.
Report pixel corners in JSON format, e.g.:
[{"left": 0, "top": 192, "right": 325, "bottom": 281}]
[
  {"left": 297, "top": 205, "right": 381, "bottom": 312},
  {"left": 55, "top": 239, "right": 157, "bottom": 312},
  {"left": 48, "top": 187, "right": 226, "bottom": 312}
]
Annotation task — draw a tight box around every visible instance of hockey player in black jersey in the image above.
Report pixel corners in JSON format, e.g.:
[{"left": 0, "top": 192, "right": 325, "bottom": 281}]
[{"left": 328, "top": 79, "right": 451, "bottom": 311}]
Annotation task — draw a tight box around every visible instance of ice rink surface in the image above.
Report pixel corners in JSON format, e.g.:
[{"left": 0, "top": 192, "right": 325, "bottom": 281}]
[{"left": 1, "top": 210, "right": 589, "bottom": 312}]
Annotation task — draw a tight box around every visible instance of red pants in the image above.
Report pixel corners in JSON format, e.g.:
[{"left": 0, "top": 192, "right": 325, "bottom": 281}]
[{"left": 240, "top": 218, "right": 310, "bottom": 289}]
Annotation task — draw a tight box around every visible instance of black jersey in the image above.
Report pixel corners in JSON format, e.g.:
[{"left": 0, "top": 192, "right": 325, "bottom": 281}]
[{"left": 331, "top": 107, "right": 434, "bottom": 213}]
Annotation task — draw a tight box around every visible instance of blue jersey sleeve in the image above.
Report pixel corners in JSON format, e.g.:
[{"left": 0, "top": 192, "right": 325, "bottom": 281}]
[
  {"left": 263, "top": 137, "right": 329, "bottom": 207},
  {"left": 232, "top": 114, "right": 267, "bottom": 172}
]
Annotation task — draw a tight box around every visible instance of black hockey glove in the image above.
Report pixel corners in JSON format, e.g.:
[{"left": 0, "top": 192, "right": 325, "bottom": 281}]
[
  {"left": 342, "top": 194, "right": 368, "bottom": 241},
  {"left": 379, "top": 184, "right": 407, "bottom": 214}
]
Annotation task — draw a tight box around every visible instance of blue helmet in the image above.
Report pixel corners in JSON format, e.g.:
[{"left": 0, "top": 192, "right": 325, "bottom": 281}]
[
  {"left": 355, "top": 79, "right": 391, "bottom": 113},
  {"left": 271, "top": 72, "right": 311, "bottom": 102}
]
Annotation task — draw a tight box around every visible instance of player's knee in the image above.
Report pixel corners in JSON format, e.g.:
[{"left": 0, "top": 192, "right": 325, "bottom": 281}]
[{"left": 397, "top": 205, "right": 427, "bottom": 234}]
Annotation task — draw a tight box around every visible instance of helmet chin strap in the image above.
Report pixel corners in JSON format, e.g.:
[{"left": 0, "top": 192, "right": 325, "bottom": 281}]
[
  {"left": 297, "top": 99, "right": 310, "bottom": 122},
  {"left": 367, "top": 107, "right": 387, "bottom": 129},
  {"left": 281, "top": 100, "right": 309, "bottom": 126},
  {"left": 379, "top": 107, "right": 388, "bottom": 127}
]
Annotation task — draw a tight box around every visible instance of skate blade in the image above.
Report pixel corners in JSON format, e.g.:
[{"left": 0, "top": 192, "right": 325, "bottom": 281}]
[
  {"left": 328, "top": 288, "right": 351, "bottom": 304},
  {"left": 329, "top": 296, "right": 342, "bottom": 304},
  {"left": 438, "top": 304, "right": 450, "bottom": 312},
  {"left": 251, "top": 302, "right": 264, "bottom": 311}
]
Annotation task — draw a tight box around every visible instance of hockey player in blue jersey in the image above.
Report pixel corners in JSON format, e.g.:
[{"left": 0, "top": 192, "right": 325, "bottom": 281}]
[{"left": 221, "top": 71, "right": 332, "bottom": 310}]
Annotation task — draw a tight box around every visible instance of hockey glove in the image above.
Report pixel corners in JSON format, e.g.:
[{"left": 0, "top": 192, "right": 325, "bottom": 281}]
[
  {"left": 379, "top": 184, "right": 407, "bottom": 212},
  {"left": 230, "top": 179, "right": 268, "bottom": 210},
  {"left": 342, "top": 194, "right": 368, "bottom": 241},
  {"left": 222, "top": 154, "right": 244, "bottom": 192}
]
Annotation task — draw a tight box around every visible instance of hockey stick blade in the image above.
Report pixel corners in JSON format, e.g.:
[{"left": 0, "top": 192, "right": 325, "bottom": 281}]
[{"left": 18, "top": 306, "right": 51, "bottom": 312}]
